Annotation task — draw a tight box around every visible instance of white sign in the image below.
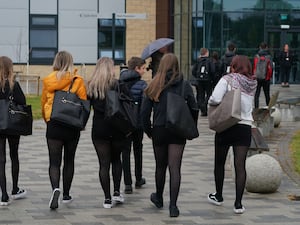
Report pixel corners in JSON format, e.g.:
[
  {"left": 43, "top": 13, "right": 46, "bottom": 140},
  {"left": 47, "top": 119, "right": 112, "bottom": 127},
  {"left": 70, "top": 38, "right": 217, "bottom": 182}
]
[
  {"left": 280, "top": 24, "right": 290, "bottom": 29},
  {"left": 79, "top": 13, "right": 147, "bottom": 20},
  {"left": 115, "top": 13, "right": 147, "bottom": 19}
]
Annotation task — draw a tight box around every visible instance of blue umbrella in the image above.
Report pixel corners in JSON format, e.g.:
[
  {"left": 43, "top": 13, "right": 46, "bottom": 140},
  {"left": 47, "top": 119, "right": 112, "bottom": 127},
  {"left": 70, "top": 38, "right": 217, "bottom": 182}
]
[{"left": 141, "top": 38, "right": 174, "bottom": 60}]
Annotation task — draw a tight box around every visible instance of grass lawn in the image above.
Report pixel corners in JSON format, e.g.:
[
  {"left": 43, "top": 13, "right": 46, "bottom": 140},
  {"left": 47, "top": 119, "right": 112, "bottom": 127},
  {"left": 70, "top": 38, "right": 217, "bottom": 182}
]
[
  {"left": 26, "top": 95, "right": 42, "bottom": 120},
  {"left": 291, "top": 130, "right": 300, "bottom": 174}
]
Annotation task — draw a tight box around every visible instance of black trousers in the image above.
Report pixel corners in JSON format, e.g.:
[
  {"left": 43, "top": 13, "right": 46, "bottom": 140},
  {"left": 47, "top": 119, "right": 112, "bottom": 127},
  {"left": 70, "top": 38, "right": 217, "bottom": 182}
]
[
  {"left": 122, "top": 129, "right": 144, "bottom": 185},
  {"left": 195, "top": 80, "right": 212, "bottom": 114},
  {"left": 254, "top": 79, "right": 270, "bottom": 108},
  {"left": 280, "top": 66, "right": 291, "bottom": 83}
]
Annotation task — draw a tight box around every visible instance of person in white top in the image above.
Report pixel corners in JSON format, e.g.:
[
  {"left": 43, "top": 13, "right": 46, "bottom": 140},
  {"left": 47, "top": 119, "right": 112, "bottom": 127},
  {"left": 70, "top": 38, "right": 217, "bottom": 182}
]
[{"left": 207, "top": 55, "right": 257, "bottom": 214}]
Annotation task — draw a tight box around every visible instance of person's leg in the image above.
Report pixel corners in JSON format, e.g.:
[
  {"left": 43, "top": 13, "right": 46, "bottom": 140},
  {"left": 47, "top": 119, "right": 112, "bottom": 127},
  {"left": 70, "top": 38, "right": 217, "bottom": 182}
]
[
  {"left": 262, "top": 80, "right": 271, "bottom": 106},
  {"left": 232, "top": 145, "right": 248, "bottom": 209},
  {"left": 153, "top": 144, "right": 168, "bottom": 198},
  {"left": 121, "top": 138, "right": 132, "bottom": 186},
  {"left": 62, "top": 136, "right": 80, "bottom": 198},
  {"left": 203, "top": 82, "right": 212, "bottom": 115},
  {"left": 285, "top": 67, "right": 291, "bottom": 85},
  {"left": 254, "top": 81, "right": 262, "bottom": 108},
  {"left": 92, "top": 139, "right": 111, "bottom": 200},
  {"left": 132, "top": 130, "right": 144, "bottom": 183},
  {"left": 198, "top": 83, "right": 206, "bottom": 115},
  {"left": 195, "top": 83, "right": 201, "bottom": 109},
  {"left": 0, "top": 137, "right": 9, "bottom": 202},
  {"left": 47, "top": 139, "right": 64, "bottom": 190},
  {"left": 214, "top": 137, "right": 230, "bottom": 199},
  {"left": 7, "top": 135, "right": 24, "bottom": 195},
  {"left": 168, "top": 144, "right": 185, "bottom": 207},
  {"left": 280, "top": 66, "right": 285, "bottom": 85},
  {"left": 111, "top": 139, "right": 123, "bottom": 194}
]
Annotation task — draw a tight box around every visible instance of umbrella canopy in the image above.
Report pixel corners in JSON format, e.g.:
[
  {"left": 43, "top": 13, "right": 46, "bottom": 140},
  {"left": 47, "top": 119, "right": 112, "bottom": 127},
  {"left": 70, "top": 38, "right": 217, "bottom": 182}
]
[{"left": 141, "top": 38, "right": 174, "bottom": 60}]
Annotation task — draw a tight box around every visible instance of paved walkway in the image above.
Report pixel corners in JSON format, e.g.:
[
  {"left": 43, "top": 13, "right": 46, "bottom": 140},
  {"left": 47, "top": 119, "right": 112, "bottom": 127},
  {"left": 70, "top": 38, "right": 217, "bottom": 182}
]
[{"left": 1, "top": 84, "right": 300, "bottom": 225}]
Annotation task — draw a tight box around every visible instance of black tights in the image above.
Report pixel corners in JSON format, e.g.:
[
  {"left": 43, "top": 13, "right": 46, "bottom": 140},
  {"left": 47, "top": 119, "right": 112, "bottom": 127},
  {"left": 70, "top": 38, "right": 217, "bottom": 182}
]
[
  {"left": 214, "top": 144, "right": 248, "bottom": 208},
  {"left": 92, "top": 139, "right": 123, "bottom": 200},
  {"left": 0, "top": 135, "right": 20, "bottom": 198},
  {"left": 47, "top": 138, "right": 79, "bottom": 196},
  {"left": 153, "top": 144, "right": 185, "bottom": 207}
]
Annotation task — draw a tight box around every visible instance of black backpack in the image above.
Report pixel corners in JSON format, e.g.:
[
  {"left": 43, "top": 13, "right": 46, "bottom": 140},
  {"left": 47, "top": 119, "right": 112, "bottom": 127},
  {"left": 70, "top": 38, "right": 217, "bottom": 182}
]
[
  {"left": 195, "top": 58, "right": 211, "bottom": 81},
  {"left": 222, "top": 55, "right": 234, "bottom": 75}
]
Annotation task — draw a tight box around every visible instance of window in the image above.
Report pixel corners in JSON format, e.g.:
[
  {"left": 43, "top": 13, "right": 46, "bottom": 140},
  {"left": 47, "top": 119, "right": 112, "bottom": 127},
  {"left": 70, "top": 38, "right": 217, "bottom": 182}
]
[
  {"left": 29, "top": 15, "right": 58, "bottom": 64},
  {"left": 98, "top": 18, "right": 126, "bottom": 64}
]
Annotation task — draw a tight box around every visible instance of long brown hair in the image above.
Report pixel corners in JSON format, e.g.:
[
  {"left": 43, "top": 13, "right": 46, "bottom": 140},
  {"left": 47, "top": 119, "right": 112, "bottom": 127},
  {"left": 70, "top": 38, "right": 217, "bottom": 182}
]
[
  {"left": 230, "top": 55, "right": 252, "bottom": 77},
  {"left": 0, "top": 56, "right": 14, "bottom": 92},
  {"left": 144, "top": 53, "right": 180, "bottom": 101}
]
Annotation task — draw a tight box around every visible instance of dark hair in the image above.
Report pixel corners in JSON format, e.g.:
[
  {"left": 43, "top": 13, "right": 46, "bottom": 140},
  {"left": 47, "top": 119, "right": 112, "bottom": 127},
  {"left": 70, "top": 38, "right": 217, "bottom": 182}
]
[
  {"left": 127, "top": 57, "right": 146, "bottom": 70},
  {"left": 230, "top": 55, "right": 252, "bottom": 77},
  {"left": 227, "top": 42, "right": 236, "bottom": 52},
  {"left": 260, "top": 42, "right": 268, "bottom": 49},
  {"left": 212, "top": 51, "right": 219, "bottom": 60}
]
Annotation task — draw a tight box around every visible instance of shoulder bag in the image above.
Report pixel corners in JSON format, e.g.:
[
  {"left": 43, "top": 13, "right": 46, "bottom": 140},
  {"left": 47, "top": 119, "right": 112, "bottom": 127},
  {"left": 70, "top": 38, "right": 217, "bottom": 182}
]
[
  {"left": 105, "top": 83, "right": 139, "bottom": 137},
  {"left": 0, "top": 93, "right": 32, "bottom": 136},
  {"left": 50, "top": 78, "right": 90, "bottom": 130},
  {"left": 208, "top": 81, "right": 241, "bottom": 133},
  {"left": 165, "top": 81, "right": 199, "bottom": 140}
]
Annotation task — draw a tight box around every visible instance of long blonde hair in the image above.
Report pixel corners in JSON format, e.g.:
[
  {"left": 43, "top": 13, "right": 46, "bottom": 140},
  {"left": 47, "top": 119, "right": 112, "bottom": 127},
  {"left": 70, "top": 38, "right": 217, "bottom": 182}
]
[
  {"left": 52, "top": 51, "right": 74, "bottom": 79},
  {"left": 144, "top": 53, "right": 180, "bottom": 101},
  {"left": 87, "top": 57, "right": 116, "bottom": 99},
  {"left": 0, "top": 56, "right": 14, "bottom": 92}
]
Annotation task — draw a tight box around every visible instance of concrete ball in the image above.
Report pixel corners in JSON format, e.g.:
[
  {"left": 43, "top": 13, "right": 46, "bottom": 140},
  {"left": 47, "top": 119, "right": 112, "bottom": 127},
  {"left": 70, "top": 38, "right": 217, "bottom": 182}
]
[
  {"left": 246, "top": 154, "right": 282, "bottom": 193},
  {"left": 271, "top": 107, "right": 282, "bottom": 128}
]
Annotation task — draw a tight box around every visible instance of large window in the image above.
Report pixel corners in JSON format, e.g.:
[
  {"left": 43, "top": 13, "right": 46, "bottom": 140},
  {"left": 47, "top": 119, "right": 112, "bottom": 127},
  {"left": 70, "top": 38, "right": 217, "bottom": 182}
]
[
  {"left": 98, "top": 18, "right": 125, "bottom": 64},
  {"left": 29, "top": 15, "right": 58, "bottom": 64}
]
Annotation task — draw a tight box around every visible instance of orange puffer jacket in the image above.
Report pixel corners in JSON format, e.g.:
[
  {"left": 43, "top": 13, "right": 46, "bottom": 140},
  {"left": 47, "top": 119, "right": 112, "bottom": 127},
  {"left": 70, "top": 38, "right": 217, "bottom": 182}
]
[{"left": 41, "top": 71, "right": 87, "bottom": 122}]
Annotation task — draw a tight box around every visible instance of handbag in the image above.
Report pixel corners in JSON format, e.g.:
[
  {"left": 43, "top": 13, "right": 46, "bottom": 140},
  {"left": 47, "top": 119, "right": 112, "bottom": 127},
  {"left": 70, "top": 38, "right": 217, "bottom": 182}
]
[
  {"left": 50, "top": 78, "right": 90, "bottom": 130},
  {"left": 208, "top": 86, "right": 241, "bottom": 133},
  {"left": 165, "top": 81, "right": 199, "bottom": 140},
  {"left": 0, "top": 96, "right": 33, "bottom": 136},
  {"left": 105, "top": 84, "right": 139, "bottom": 137}
]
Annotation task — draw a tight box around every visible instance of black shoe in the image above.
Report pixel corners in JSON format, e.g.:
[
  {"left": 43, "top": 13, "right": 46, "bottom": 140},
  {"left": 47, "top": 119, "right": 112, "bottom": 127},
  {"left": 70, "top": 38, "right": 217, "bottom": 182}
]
[
  {"left": 62, "top": 195, "right": 73, "bottom": 204},
  {"left": 207, "top": 192, "right": 223, "bottom": 206},
  {"left": 169, "top": 205, "right": 180, "bottom": 217},
  {"left": 150, "top": 193, "right": 163, "bottom": 208},
  {"left": 135, "top": 178, "right": 146, "bottom": 188},
  {"left": 49, "top": 188, "right": 60, "bottom": 209},
  {"left": 124, "top": 185, "right": 133, "bottom": 194}
]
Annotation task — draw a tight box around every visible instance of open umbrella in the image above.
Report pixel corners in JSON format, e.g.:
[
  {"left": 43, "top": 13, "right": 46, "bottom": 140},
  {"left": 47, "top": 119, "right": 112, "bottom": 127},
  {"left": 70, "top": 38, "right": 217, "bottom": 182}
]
[{"left": 141, "top": 38, "right": 174, "bottom": 60}]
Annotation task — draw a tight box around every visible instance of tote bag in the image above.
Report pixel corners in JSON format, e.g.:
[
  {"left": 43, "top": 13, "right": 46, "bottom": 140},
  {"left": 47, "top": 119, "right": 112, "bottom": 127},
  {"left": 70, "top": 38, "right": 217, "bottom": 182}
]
[
  {"left": 50, "top": 78, "right": 90, "bottom": 130},
  {"left": 165, "top": 82, "right": 199, "bottom": 140},
  {"left": 0, "top": 97, "right": 32, "bottom": 136},
  {"left": 208, "top": 88, "right": 241, "bottom": 133},
  {"left": 105, "top": 86, "right": 139, "bottom": 137}
]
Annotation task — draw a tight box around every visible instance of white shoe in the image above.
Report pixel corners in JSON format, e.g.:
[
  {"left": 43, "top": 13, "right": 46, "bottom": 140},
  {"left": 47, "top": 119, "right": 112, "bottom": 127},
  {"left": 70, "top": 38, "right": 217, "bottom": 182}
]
[
  {"left": 233, "top": 206, "right": 245, "bottom": 214},
  {"left": 103, "top": 199, "right": 113, "bottom": 208},
  {"left": 112, "top": 192, "right": 124, "bottom": 204},
  {"left": 49, "top": 188, "right": 60, "bottom": 209},
  {"left": 11, "top": 189, "right": 27, "bottom": 200}
]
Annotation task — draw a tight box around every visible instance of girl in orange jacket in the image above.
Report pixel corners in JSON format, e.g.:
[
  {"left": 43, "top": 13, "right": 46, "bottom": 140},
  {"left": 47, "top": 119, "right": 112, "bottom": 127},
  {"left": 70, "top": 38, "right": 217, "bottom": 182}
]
[{"left": 41, "top": 51, "right": 87, "bottom": 210}]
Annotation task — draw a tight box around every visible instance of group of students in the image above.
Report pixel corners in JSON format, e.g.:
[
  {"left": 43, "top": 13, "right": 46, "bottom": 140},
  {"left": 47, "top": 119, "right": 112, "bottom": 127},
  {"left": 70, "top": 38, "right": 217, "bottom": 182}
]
[{"left": 1, "top": 49, "right": 258, "bottom": 217}]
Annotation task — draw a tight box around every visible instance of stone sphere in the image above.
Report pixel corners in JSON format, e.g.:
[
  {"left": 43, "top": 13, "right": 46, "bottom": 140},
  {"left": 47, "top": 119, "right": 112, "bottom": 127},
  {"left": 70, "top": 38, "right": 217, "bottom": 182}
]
[
  {"left": 246, "top": 154, "right": 282, "bottom": 193},
  {"left": 271, "top": 107, "right": 282, "bottom": 128}
]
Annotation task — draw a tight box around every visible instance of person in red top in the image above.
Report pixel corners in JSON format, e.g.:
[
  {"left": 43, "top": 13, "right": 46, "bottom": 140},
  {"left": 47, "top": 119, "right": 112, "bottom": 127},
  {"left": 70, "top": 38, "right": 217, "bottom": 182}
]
[{"left": 253, "top": 42, "right": 273, "bottom": 108}]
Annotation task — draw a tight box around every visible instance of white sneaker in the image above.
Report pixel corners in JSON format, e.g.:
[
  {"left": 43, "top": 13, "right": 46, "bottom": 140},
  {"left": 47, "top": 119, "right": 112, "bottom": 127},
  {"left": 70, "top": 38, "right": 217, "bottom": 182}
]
[
  {"left": 233, "top": 206, "right": 245, "bottom": 214},
  {"left": 11, "top": 189, "right": 27, "bottom": 200},
  {"left": 112, "top": 192, "right": 124, "bottom": 204},
  {"left": 103, "top": 199, "right": 113, "bottom": 208},
  {"left": 49, "top": 188, "right": 60, "bottom": 209},
  {"left": 0, "top": 201, "right": 9, "bottom": 206}
]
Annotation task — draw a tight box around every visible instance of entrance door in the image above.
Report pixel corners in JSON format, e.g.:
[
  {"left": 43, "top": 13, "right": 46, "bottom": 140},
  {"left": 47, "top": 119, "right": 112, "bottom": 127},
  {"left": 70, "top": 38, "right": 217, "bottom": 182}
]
[{"left": 267, "top": 29, "right": 300, "bottom": 83}]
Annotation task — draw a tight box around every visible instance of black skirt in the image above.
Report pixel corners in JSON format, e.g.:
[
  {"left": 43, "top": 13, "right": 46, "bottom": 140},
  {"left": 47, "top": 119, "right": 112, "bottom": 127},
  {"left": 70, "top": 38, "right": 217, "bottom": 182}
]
[
  {"left": 46, "top": 121, "right": 80, "bottom": 141},
  {"left": 152, "top": 126, "right": 186, "bottom": 146},
  {"left": 215, "top": 124, "right": 251, "bottom": 147}
]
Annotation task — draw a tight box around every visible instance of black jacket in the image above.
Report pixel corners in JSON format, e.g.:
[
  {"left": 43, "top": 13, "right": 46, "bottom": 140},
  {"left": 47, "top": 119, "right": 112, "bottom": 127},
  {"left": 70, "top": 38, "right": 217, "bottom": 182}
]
[
  {"left": 141, "top": 73, "right": 198, "bottom": 138},
  {"left": 0, "top": 81, "right": 26, "bottom": 104}
]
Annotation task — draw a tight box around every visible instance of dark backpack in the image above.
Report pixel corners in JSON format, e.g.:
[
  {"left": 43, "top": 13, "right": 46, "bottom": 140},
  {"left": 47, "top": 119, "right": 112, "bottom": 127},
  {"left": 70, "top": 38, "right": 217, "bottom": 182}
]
[
  {"left": 255, "top": 55, "right": 270, "bottom": 80},
  {"left": 195, "top": 59, "right": 211, "bottom": 81},
  {"left": 222, "top": 55, "right": 234, "bottom": 75}
]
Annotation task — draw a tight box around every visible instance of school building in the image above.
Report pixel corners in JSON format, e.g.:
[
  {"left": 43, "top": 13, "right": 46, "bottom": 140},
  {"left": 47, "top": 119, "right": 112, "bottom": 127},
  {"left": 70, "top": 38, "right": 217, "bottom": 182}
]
[{"left": 0, "top": 0, "right": 299, "bottom": 82}]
